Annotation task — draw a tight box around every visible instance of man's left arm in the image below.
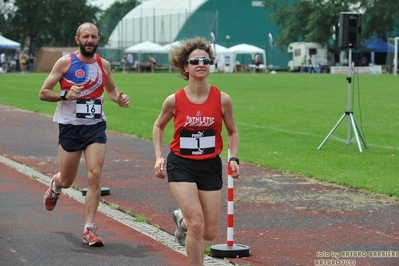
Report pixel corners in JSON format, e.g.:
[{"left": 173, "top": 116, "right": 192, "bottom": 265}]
[{"left": 103, "top": 59, "right": 130, "bottom": 108}]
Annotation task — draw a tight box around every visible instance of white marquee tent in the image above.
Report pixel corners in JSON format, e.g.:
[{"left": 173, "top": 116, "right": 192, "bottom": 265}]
[
  {"left": 0, "top": 35, "right": 21, "bottom": 49},
  {"left": 163, "top": 41, "right": 181, "bottom": 51},
  {"left": 163, "top": 41, "right": 229, "bottom": 54},
  {"left": 211, "top": 43, "right": 229, "bottom": 55},
  {"left": 124, "top": 41, "right": 169, "bottom": 71},
  {"left": 124, "top": 41, "right": 167, "bottom": 54},
  {"left": 226, "top": 43, "right": 267, "bottom": 72}
]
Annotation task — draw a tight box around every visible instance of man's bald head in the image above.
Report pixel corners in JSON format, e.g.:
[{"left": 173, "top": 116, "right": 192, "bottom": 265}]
[{"left": 76, "top": 22, "right": 99, "bottom": 37}]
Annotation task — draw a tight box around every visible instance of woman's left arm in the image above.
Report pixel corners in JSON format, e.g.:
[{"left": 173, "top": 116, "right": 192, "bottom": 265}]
[{"left": 221, "top": 92, "right": 240, "bottom": 177}]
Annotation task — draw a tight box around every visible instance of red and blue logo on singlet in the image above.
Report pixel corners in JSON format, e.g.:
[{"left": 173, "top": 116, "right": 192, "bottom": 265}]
[
  {"left": 75, "top": 69, "right": 85, "bottom": 79},
  {"left": 59, "top": 53, "right": 105, "bottom": 99}
]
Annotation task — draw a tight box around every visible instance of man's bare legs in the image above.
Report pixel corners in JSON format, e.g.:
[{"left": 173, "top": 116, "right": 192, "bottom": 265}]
[{"left": 83, "top": 143, "right": 105, "bottom": 224}]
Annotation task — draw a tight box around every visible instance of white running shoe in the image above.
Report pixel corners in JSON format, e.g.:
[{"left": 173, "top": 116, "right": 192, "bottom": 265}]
[{"left": 173, "top": 209, "right": 186, "bottom": 246}]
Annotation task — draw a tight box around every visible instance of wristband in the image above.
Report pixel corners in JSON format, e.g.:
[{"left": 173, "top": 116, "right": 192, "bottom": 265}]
[{"left": 229, "top": 157, "right": 239, "bottom": 165}]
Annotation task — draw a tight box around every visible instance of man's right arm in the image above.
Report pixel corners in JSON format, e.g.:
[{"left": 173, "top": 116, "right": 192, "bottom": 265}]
[{"left": 39, "top": 56, "right": 70, "bottom": 102}]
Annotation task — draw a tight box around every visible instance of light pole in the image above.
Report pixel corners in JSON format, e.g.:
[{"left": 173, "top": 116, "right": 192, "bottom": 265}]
[{"left": 226, "top": 35, "right": 230, "bottom": 48}]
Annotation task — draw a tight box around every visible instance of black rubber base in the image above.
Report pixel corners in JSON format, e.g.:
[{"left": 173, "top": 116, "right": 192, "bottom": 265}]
[
  {"left": 210, "top": 243, "right": 250, "bottom": 258},
  {"left": 81, "top": 187, "right": 110, "bottom": 196}
]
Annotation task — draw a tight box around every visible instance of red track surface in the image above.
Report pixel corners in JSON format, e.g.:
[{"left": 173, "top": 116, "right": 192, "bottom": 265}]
[{"left": 1, "top": 105, "right": 398, "bottom": 266}]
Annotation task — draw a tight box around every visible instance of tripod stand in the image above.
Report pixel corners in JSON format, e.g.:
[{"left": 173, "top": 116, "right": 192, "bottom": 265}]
[{"left": 317, "top": 48, "right": 368, "bottom": 152}]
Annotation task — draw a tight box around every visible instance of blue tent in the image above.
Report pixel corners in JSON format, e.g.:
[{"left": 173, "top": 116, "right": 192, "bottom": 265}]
[
  {"left": 0, "top": 35, "right": 21, "bottom": 49},
  {"left": 362, "top": 38, "right": 395, "bottom": 52}
]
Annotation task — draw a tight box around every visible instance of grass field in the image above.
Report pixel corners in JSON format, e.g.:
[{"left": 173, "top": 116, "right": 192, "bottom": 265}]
[{"left": 1, "top": 71, "right": 399, "bottom": 198}]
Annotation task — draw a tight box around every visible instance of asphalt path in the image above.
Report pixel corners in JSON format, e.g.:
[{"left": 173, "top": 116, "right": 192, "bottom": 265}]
[{"left": 0, "top": 104, "right": 398, "bottom": 266}]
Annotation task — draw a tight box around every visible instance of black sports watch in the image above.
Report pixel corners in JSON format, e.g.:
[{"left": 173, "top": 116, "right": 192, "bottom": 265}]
[
  {"left": 229, "top": 157, "right": 239, "bottom": 165},
  {"left": 60, "top": 90, "right": 68, "bottom": 100}
]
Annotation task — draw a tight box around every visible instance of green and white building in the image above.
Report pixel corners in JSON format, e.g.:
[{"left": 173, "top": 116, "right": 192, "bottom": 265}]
[{"left": 105, "top": 0, "right": 289, "bottom": 69}]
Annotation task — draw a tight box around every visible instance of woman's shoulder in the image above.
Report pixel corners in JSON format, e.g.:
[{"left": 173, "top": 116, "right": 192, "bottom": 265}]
[{"left": 163, "top": 93, "right": 176, "bottom": 108}]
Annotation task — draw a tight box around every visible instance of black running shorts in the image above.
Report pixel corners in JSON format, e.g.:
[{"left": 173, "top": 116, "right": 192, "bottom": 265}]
[
  {"left": 166, "top": 151, "right": 223, "bottom": 191},
  {"left": 58, "top": 122, "right": 107, "bottom": 152}
]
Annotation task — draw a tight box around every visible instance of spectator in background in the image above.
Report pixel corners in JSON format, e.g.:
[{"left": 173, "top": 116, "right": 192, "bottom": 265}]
[
  {"left": 148, "top": 55, "right": 156, "bottom": 73},
  {"left": 133, "top": 56, "right": 140, "bottom": 72},
  {"left": 0, "top": 51, "right": 6, "bottom": 72},
  {"left": 9, "top": 54, "right": 16, "bottom": 72},
  {"left": 360, "top": 54, "right": 368, "bottom": 66},
  {"left": 126, "top": 52, "right": 133, "bottom": 72},
  {"left": 214, "top": 56, "right": 219, "bottom": 72},
  {"left": 307, "top": 54, "right": 313, "bottom": 73},
  {"left": 14, "top": 48, "right": 20, "bottom": 73},
  {"left": 302, "top": 55, "right": 307, "bottom": 73},
  {"left": 121, "top": 53, "right": 127, "bottom": 73},
  {"left": 19, "top": 50, "right": 28, "bottom": 73},
  {"left": 255, "top": 52, "right": 260, "bottom": 72},
  {"left": 29, "top": 53, "right": 35, "bottom": 72}
]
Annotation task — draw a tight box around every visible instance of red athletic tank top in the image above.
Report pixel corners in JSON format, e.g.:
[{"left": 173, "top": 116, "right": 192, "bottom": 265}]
[{"left": 169, "top": 86, "right": 223, "bottom": 160}]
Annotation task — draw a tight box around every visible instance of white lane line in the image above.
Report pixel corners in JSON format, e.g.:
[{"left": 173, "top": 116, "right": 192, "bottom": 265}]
[{"left": 0, "top": 155, "right": 232, "bottom": 266}]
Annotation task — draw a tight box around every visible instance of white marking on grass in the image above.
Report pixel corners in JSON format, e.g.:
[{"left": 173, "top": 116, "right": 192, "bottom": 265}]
[{"left": 237, "top": 122, "right": 399, "bottom": 151}]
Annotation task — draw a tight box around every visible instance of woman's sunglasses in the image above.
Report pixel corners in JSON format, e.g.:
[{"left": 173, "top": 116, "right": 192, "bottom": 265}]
[{"left": 187, "top": 58, "right": 212, "bottom": 65}]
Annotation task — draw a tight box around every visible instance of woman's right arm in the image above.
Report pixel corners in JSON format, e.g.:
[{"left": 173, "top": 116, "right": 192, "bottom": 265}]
[{"left": 153, "top": 94, "right": 175, "bottom": 178}]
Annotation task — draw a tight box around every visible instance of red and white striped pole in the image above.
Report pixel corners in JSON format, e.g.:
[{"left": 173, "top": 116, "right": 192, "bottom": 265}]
[
  {"left": 226, "top": 145, "right": 234, "bottom": 246},
  {"left": 210, "top": 144, "right": 250, "bottom": 258}
]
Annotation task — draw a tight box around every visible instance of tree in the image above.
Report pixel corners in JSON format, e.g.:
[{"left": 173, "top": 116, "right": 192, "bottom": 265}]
[
  {"left": 1, "top": 0, "right": 102, "bottom": 54},
  {"left": 362, "top": 0, "right": 399, "bottom": 39},
  {"left": 97, "top": 0, "right": 139, "bottom": 47},
  {"left": 263, "top": 0, "right": 368, "bottom": 52}
]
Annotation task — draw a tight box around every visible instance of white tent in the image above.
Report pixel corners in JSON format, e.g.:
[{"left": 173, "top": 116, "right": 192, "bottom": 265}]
[
  {"left": 163, "top": 41, "right": 181, "bottom": 51},
  {"left": 226, "top": 43, "right": 267, "bottom": 72},
  {"left": 211, "top": 43, "right": 229, "bottom": 55},
  {"left": 0, "top": 35, "right": 21, "bottom": 49},
  {"left": 163, "top": 41, "right": 229, "bottom": 55},
  {"left": 124, "top": 41, "right": 167, "bottom": 54},
  {"left": 209, "top": 43, "right": 230, "bottom": 73}
]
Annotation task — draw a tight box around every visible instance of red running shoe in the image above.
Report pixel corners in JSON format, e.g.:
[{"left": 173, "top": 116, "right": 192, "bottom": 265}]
[
  {"left": 83, "top": 226, "right": 104, "bottom": 246},
  {"left": 43, "top": 177, "right": 61, "bottom": 211}
]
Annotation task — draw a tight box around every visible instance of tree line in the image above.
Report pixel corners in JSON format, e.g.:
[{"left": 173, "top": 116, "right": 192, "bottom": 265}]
[
  {"left": 0, "top": 0, "right": 138, "bottom": 55},
  {"left": 1, "top": 0, "right": 398, "bottom": 57},
  {"left": 263, "top": 0, "right": 399, "bottom": 52}
]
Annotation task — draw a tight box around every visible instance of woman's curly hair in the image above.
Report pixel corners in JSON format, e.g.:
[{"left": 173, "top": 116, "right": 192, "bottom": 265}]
[{"left": 168, "top": 37, "right": 215, "bottom": 80}]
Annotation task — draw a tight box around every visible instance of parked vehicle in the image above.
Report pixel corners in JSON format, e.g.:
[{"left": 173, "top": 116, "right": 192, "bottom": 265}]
[{"left": 287, "top": 42, "right": 334, "bottom": 72}]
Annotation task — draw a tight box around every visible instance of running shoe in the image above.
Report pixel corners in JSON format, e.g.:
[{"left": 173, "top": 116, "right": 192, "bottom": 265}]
[
  {"left": 43, "top": 177, "right": 61, "bottom": 211},
  {"left": 173, "top": 208, "right": 186, "bottom": 246},
  {"left": 83, "top": 226, "right": 104, "bottom": 246}
]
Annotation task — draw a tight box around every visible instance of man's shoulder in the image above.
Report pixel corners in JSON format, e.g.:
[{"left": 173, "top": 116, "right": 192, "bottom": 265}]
[
  {"left": 98, "top": 56, "right": 111, "bottom": 70},
  {"left": 58, "top": 53, "right": 73, "bottom": 64}
]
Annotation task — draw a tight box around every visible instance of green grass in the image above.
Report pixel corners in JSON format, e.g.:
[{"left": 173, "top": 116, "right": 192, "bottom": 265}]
[
  {"left": 133, "top": 214, "right": 149, "bottom": 223},
  {"left": 1, "top": 72, "right": 399, "bottom": 198}
]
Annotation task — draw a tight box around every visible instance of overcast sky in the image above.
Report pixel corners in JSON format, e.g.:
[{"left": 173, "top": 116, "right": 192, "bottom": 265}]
[{"left": 88, "top": 0, "right": 116, "bottom": 10}]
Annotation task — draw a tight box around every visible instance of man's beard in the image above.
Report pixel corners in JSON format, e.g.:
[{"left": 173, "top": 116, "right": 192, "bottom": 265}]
[{"left": 79, "top": 42, "right": 98, "bottom": 57}]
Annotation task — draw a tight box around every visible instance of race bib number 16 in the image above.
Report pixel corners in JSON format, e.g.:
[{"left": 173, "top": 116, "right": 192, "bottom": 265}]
[{"left": 76, "top": 99, "right": 102, "bottom": 119}]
